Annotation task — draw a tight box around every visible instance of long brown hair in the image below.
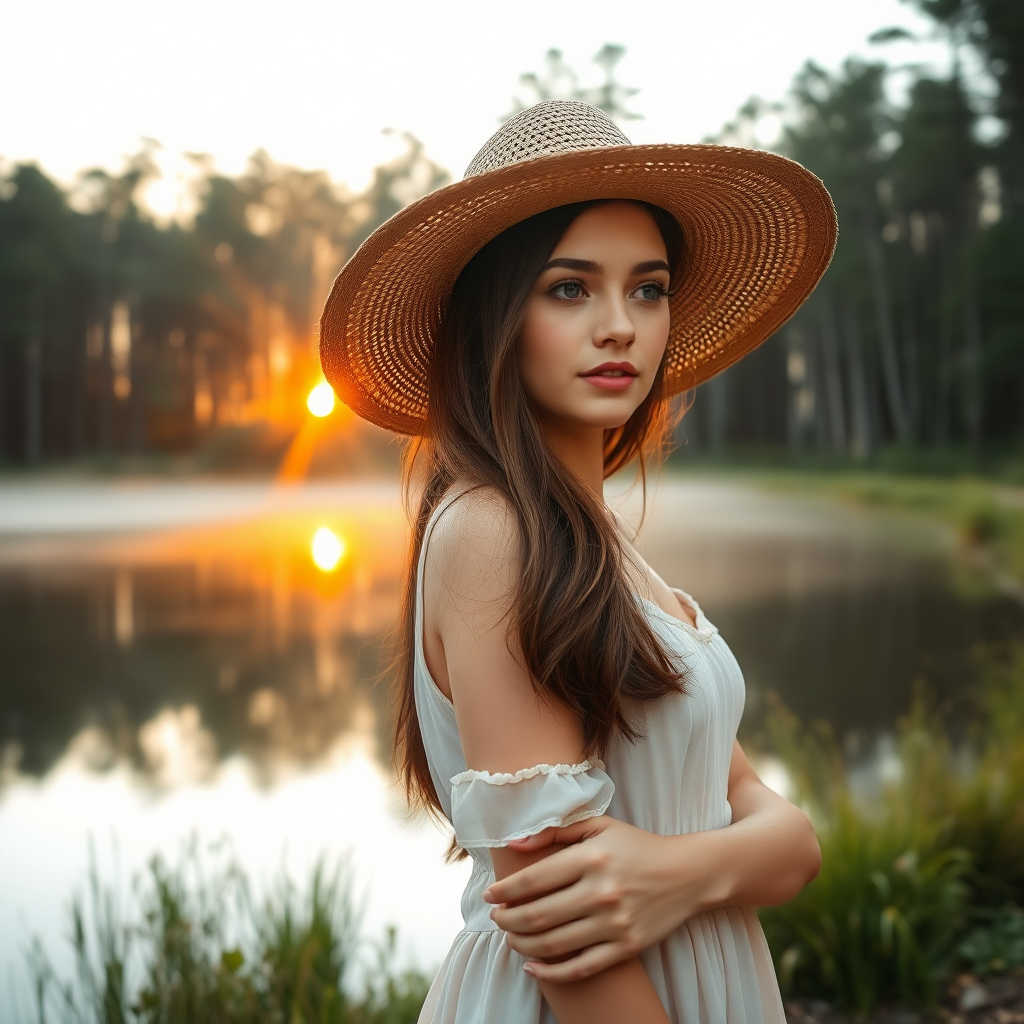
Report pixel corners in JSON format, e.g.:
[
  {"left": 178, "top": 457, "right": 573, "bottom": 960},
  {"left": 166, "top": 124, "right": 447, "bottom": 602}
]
[{"left": 393, "top": 200, "right": 688, "bottom": 835}]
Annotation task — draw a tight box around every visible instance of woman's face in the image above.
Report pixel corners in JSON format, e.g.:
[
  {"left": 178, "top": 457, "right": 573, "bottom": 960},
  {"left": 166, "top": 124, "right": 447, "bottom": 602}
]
[{"left": 518, "top": 201, "right": 671, "bottom": 434}]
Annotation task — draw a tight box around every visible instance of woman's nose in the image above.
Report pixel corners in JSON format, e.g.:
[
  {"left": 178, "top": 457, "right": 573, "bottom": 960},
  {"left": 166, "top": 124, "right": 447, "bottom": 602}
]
[{"left": 594, "top": 298, "right": 635, "bottom": 347}]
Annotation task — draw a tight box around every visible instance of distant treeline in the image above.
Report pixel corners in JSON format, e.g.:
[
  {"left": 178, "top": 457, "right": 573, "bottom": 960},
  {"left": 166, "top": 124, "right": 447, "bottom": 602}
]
[
  {"left": 1, "top": 1, "right": 1023, "bottom": 466},
  {"left": 685, "top": 0, "right": 1024, "bottom": 462},
  {"left": 0, "top": 139, "right": 448, "bottom": 462}
]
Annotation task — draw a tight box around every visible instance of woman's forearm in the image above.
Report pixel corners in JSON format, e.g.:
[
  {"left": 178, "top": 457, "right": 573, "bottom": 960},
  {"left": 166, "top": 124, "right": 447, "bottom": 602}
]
[
  {"left": 539, "top": 959, "right": 670, "bottom": 1024},
  {"left": 680, "top": 774, "right": 821, "bottom": 916},
  {"left": 491, "top": 846, "right": 670, "bottom": 1024}
]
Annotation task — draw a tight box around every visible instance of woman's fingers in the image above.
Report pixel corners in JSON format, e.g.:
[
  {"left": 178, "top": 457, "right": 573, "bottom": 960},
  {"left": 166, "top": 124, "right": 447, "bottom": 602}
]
[
  {"left": 484, "top": 845, "right": 588, "bottom": 905},
  {"left": 524, "top": 942, "right": 625, "bottom": 983},
  {"left": 491, "top": 881, "right": 587, "bottom": 933},
  {"left": 504, "top": 915, "right": 610, "bottom": 959}
]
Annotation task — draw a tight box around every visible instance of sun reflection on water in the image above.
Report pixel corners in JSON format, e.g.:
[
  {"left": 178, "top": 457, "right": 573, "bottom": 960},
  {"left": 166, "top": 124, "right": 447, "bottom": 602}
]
[{"left": 311, "top": 526, "right": 345, "bottom": 572}]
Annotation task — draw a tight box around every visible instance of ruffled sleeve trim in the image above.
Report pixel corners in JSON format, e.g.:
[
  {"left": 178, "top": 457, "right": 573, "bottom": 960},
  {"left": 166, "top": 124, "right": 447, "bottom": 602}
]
[
  {"left": 449, "top": 759, "right": 615, "bottom": 849},
  {"left": 462, "top": 808, "right": 609, "bottom": 847},
  {"left": 450, "top": 758, "right": 605, "bottom": 787}
]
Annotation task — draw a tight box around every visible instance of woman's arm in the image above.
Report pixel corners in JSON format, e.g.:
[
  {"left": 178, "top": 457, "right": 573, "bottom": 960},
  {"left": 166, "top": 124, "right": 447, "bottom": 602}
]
[
  {"left": 426, "top": 491, "right": 670, "bottom": 1024},
  {"left": 717, "top": 738, "right": 822, "bottom": 906},
  {"left": 485, "top": 739, "right": 821, "bottom": 983}
]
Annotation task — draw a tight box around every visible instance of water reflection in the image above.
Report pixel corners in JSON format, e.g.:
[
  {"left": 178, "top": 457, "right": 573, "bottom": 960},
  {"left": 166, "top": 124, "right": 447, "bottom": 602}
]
[
  {"left": 3, "top": 477, "right": 1022, "bottom": 788},
  {"left": 312, "top": 526, "right": 347, "bottom": 573},
  {"left": 0, "top": 486, "right": 406, "bottom": 782},
  {"left": 3, "top": 478, "right": 1022, "bottom": 785}
]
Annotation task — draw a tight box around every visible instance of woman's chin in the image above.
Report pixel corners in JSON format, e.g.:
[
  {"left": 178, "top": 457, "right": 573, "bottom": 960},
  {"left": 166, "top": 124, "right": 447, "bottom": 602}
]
[
  {"left": 533, "top": 396, "right": 645, "bottom": 434},
  {"left": 578, "top": 410, "right": 641, "bottom": 432},
  {"left": 581, "top": 400, "right": 645, "bottom": 431}
]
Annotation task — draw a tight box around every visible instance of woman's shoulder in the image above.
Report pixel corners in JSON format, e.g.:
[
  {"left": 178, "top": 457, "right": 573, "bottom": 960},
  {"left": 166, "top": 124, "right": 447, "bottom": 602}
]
[{"left": 425, "top": 484, "right": 520, "bottom": 598}]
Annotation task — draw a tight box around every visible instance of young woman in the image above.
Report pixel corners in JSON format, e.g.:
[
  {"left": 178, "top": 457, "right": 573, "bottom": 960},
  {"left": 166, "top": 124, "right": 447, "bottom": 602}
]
[{"left": 320, "top": 101, "right": 837, "bottom": 1024}]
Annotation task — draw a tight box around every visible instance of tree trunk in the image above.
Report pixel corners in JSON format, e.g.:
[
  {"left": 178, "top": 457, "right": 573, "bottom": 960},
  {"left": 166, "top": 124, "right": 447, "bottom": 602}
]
[
  {"left": 25, "top": 292, "right": 43, "bottom": 465},
  {"left": 860, "top": 210, "right": 911, "bottom": 444},
  {"left": 810, "top": 330, "right": 831, "bottom": 453},
  {"left": 129, "top": 318, "right": 144, "bottom": 454},
  {"left": 933, "top": 227, "right": 955, "bottom": 447},
  {"left": 70, "top": 324, "right": 87, "bottom": 457},
  {"left": 97, "top": 238, "right": 113, "bottom": 455},
  {"left": 963, "top": 286, "right": 984, "bottom": 458},
  {"left": 785, "top": 328, "right": 806, "bottom": 455},
  {"left": 707, "top": 372, "right": 729, "bottom": 454},
  {"left": 899, "top": 246, "right": 921, "bottom": 441},
  {"left": 0, "top": 325, "right": 6, "bottom": 463},
  {"left": 817, "top": 290, "right": 848, "bottom": 453},
  {"left": 842, "top": 301, "right": 874, "bottom": 460}
]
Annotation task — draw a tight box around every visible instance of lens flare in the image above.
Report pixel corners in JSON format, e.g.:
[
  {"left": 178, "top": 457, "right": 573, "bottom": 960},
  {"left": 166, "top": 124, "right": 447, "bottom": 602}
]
[
  {"left": 311, "top": 527, "right": 345, "bottom": 572},
  {"left": 307, "top": 382, "right": 335, "bottom": 417}
]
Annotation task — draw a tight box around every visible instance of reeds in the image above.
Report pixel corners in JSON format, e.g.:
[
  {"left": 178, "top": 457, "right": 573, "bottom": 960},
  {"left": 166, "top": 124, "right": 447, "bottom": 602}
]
[{"left": 25, "top": 840, "right": 430, "bottom": 1024}]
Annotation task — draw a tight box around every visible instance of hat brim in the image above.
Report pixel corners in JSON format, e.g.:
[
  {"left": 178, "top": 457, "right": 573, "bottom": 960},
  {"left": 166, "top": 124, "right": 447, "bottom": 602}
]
[{"left": 320, "top": 143, "right": 837, "bottom": 436}]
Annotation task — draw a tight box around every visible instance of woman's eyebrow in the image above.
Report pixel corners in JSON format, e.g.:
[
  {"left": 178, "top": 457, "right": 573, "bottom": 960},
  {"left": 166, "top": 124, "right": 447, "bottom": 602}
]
[
  {"left": 540, "top": 257, "right": 670, "bottom": 275},
  {"left": 540, "top": 257, "right": 601, "bottom": 273}
]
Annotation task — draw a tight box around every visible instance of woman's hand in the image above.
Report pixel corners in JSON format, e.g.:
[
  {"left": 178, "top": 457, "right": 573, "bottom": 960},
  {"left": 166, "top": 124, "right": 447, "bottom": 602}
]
[{"left": 482, "top": 815, "right": 724, "bottom": 982}]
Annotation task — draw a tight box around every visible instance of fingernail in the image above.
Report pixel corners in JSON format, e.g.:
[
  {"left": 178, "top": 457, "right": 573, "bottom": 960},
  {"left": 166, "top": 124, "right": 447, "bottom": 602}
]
[
  {"left": 482, "top": 888, "right": 494, "bottom": 903},
  {"left": 523, "top": 963, "right": 536, "bottom": 976}
]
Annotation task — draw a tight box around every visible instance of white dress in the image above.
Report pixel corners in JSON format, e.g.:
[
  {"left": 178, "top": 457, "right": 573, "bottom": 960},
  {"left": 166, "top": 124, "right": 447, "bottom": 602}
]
[{"left": 414, "top": 495, "right": 787, "bottom": 1024}]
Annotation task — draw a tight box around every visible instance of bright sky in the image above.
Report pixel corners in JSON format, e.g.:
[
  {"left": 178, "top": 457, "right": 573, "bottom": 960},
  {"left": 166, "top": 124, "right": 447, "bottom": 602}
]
[{"left": 1, "top": 0, "right": 950, "bottom": 220}]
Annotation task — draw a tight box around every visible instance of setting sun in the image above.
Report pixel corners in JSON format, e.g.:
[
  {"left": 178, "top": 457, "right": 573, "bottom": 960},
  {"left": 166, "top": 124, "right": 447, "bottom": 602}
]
[
  {"left": 311, "top": 526, "right": 345, "bottom": 572},
  {"left": 306, "top": 382, "right": 335, "bottom": 418}
]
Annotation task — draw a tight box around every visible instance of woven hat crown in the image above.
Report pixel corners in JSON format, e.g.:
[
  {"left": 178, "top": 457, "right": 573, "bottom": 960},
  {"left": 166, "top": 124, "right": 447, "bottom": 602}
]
[{"left": 465, "top": 100, "right": 630, "bottom": 177}]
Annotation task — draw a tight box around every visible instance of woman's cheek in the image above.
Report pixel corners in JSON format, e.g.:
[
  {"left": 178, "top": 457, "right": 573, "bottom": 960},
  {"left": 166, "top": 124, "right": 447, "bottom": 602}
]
[{"left": 520, "top": 321, "right": 575, "bottom": 395}]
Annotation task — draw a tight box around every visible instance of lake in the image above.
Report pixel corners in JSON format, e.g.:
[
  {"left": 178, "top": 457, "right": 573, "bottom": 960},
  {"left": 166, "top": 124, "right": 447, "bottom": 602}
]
[{"left": 1, "top": 474, "right": 1021, "bottom": 1011}]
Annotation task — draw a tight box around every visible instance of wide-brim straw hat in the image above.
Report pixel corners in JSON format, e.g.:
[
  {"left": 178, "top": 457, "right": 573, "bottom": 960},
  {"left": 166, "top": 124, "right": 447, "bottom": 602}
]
[{"left": 320, "top": 100, "right": 837, "bottom": 436}]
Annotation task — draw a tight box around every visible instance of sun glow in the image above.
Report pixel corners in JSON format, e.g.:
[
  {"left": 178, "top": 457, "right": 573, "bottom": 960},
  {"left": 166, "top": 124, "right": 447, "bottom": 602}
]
[
  {"left": 311, "top": 527, "right": 345, "bottom": 572},
  {"left": 306, "top": 383, "right": 336, "bottom": 418}
]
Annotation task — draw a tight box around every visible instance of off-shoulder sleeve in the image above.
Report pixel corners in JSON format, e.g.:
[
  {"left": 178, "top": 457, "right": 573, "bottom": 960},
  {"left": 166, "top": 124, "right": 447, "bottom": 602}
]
[{"left": 449, "top": 759, "right": 614, "bottom": 849}]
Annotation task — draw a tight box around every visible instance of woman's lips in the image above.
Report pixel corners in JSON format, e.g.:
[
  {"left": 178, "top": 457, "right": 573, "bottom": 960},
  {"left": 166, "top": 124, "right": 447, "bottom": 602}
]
[{"left": 580, "top": 367, "right": 638, "bottom": 391}]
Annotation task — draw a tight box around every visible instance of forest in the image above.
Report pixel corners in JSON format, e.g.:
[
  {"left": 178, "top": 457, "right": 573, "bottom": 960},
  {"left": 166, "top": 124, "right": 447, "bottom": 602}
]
[{"left": 1, "top": 0, "right": 1022, "bottom": 469}]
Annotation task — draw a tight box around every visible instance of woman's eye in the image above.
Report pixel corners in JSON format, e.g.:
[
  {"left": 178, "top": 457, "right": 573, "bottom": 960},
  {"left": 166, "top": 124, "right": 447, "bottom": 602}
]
[
  {"left": 635, "top": 283, "right": 666, "bottom": 302},
  {"left": 552, "top": 281, "right": 584, "bottom": 300}
]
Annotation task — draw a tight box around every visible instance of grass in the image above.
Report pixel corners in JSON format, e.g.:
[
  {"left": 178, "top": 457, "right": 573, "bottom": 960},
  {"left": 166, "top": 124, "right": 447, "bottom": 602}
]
[
  {"left": 759, "top": 647, "right": 1024, "bottom": 1014},
  {"left": 23, "top": 840, "right": 431, "bottom": 1024}
]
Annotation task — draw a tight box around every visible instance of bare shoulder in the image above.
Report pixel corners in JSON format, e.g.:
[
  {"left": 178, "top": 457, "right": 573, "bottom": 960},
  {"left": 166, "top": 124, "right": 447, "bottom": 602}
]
[{"left": 425, "top": 486, "right": 520, "bottom": 610}]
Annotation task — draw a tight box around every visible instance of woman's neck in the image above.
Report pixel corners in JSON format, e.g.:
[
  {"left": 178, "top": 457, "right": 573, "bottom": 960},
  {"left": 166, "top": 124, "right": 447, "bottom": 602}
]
[{"left": 536, "top": 417, "right": 606, "bottom": 496}]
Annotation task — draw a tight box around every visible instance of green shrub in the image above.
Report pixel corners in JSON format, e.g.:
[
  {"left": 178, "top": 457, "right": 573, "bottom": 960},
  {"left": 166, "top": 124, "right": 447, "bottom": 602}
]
[
  {"left": 948, "top": 649, "right": 1024, "bottom": 906},
  {"left": 759, "top": 700, "right": 971, "bottom": 1013},
  {"left": 958, "top": 904, "right": 1024, "bottom": 977},
  {"left": 960, "top": 503, "right": 1006, "bottom": 547},
  {"left": 760, "top": 648, "right": 1024, "bottom": 1014}
]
